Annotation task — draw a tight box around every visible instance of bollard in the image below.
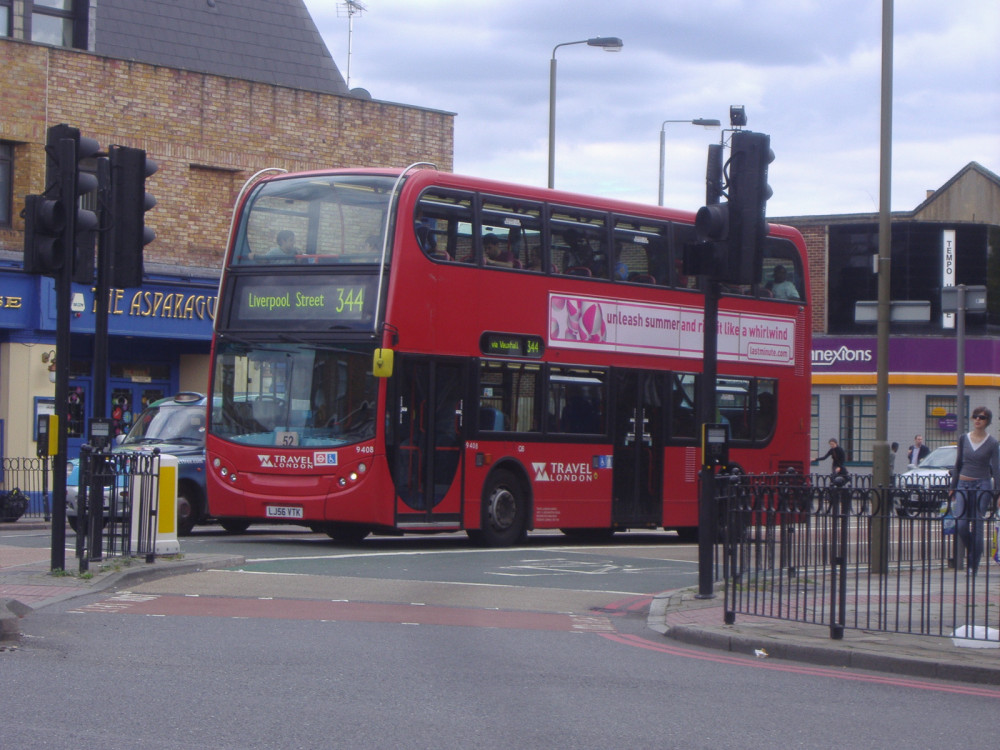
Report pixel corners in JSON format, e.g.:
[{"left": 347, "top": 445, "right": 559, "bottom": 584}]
[
  {"left": 130, "top": 453, "right": 180, "bottom": 558},
  {"left": 153, "top": 454, "right": 180, "bottom": 556}
]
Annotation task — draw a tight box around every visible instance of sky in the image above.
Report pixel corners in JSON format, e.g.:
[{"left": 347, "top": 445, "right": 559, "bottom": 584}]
[{"left": 307, "top": 0, "right": 1000, "bottom": 217}]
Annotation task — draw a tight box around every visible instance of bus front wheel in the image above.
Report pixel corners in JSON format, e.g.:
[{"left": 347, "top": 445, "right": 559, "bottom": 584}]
[{"left": 479, "top": 469, "right": 527, "bottom": 547}]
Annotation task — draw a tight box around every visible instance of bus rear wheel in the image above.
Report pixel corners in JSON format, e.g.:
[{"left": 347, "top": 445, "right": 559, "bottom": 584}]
[{"left": 479, "top": 469, "right": 527, "bottom": 547}]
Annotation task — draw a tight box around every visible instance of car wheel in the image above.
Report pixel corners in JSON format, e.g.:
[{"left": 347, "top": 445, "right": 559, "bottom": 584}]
[{"left": 177, "top": 487, "right": 199, "bottom": 536}]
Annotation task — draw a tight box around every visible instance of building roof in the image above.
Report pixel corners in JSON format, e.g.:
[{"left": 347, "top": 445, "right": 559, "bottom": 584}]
[
  {"left": 910, "top": 161, "right": 1000, "bottom": 216},
  {"left": 93, "top": 0, "right": 348, "bottom": 96}
]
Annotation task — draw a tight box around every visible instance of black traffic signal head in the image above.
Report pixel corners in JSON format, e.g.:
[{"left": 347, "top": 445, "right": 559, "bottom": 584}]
[
  {"left": 24, "top": 124, "right": 101, "bottom": 279},
  {"left": 109, "top": 145, "right": 158, "bottom": 287},
  {"left": 23, "top": 194, "right": 66, "bottom": 275},
  {"left": 719, "top": 130, "right": 774, "bottom": 285}
]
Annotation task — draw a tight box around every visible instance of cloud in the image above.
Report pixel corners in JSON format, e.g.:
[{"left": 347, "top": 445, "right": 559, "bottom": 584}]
[{"left": 309, "top": 0, "right": 1000, "bottom": 216}]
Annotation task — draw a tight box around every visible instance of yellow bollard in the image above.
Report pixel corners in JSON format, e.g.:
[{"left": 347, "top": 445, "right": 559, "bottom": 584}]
[{"left": 154, "top": 454, "right": 180, "bottom": 555}]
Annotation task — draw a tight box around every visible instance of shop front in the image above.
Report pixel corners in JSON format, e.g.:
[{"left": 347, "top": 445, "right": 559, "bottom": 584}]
[
  {"left": 811, "top": 335, "right": 1000, "bottom": 470},
  {"left": 0, "top": 268, "right": 218, "bottom": 460}
]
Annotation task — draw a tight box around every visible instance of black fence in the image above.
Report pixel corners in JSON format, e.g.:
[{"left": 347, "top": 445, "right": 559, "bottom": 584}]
[
  {"left": 0, "top": 456, "right": 52, "bottom": 522},
  {"left": 76, "top": 447, "right": 164, "bottom": 565},
  {"left": 720, "top": 473, "right": 999, "bottom": 643},
  {"left": 0, "top": 452, "right": 164, "bottom": 567}
]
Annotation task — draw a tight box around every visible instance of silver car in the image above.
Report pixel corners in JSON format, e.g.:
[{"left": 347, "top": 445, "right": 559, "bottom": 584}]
[{"left": 895, "top": 445, "right": 955, "bottom": 516}]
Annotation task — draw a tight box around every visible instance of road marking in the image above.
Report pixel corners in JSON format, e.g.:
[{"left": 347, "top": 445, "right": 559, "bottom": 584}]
[{"left": 70, "top": 592, "right": 617, "bottom": 633}]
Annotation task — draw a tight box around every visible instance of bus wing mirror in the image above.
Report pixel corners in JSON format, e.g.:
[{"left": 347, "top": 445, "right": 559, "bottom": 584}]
[{"left": 373, "top": 348, "right": 394, "bottom": 378}]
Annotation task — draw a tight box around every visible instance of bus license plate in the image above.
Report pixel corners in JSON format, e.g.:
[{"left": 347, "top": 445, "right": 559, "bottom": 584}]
[{"left": 266, "top": 506, "right": 303, "bottom": 519}]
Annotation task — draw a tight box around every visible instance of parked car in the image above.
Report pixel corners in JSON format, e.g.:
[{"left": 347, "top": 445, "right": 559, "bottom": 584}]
[
  {"left": 895, "top": 444, "right": 955, "bottom": 516},
  {"left": 66, "top": 392, "right": 209, "bottom": 535}
]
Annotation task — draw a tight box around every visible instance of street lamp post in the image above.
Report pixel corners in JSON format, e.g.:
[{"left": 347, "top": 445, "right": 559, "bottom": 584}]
[
  {"left": 658, "top": 118, "right": 721, "bottom": 206},
  {"left": 548, "top": 36, "right": 623, "bottom": 189}
]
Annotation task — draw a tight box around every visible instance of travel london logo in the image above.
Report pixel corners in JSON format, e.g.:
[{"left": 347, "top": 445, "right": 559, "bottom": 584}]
[{"left": 257, "top": 452, "right": 337, "bottom": 469}]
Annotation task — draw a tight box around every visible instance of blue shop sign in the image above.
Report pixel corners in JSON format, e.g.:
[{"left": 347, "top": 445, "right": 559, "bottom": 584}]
[
  {"left": 38, "top": 277, "right": 217, "bottom": 340},
  {"left": 0, "top": 273, "right": 37, "bottom": 330}
]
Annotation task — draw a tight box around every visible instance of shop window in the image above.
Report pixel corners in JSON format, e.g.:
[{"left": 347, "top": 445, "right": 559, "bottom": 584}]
[
  {"left": 810, "top": 394, "right": 821, "bottom": 459},
  {"left": 923, "top": 395, "right": 968, "bottom": 449},
  {"left": 838, "top": 394, "right": 877, "bottom": 465}
]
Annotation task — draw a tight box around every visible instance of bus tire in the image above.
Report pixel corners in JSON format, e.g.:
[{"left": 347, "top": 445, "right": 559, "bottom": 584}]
[
  {"left": 219, "top": 518, "right": 251, "bottom": 534},
  {"left": 479, "top": 468, "right": 527, "bottom": 548}
]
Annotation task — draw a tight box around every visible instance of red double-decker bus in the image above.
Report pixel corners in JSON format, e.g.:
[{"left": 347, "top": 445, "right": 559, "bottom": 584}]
[{"left": 206, "top": 166, "right": 810, "bottom": 544}]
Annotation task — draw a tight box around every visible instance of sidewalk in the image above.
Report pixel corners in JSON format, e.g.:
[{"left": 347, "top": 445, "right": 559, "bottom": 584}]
[
  {"left": 0, "top": 519, "right": 243, "bottom": 640},
  {"left": 650, "top": 584, "right": 1000, "bottom": 686}
]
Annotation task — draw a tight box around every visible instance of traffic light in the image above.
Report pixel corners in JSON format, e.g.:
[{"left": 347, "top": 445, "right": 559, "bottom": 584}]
[
  {"left": 692, "top": 131, "right": 774, "bottom": 284},
  {"left": 23, "top": 193, "right": 65, "bottom": 275},
  {"left": 23, "top": 124, "right": 100, "bottom": 281},
  {"left": 109, "top": 145, "right": 158, "bottom": 288},
  {"left": 724, "top": 130, "right": 773, "bottom": 285}
]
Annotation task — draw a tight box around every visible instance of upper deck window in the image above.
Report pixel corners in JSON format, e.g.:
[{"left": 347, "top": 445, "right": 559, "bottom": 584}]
[
  {"left": 479, "top": 197, "right": 543, "bottom": 271},
  {"left": 233, "top": 175, "right": 396, "bottom": 267},
  {"left": 549, "top": 209, "right": 609, "bottom": 279},
  {"left": 413, "top": 189, "right": 474, "bottom": 262},
  {"left": 612, "top": 217, "right": 669, "bottom": 284}
]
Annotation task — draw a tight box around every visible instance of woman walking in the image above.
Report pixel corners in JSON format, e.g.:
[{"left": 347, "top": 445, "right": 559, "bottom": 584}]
[{"left": 949, "top": 407, "right": 1000, "bottom": 575}]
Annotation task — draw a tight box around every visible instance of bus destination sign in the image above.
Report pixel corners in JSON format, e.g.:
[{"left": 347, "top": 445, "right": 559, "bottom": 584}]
[
  {"left": 228, "top": 274, "right": 375, "bottom": 330},
  {"left": 481, "top": 332, "right": 544, "bottom": 359}
]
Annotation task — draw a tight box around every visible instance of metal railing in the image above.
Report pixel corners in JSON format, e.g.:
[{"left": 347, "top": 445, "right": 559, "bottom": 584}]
[
  {"left": 0, "top": 457, "right": 52, "bottom": 522},
  {"left": 720, "top": 473, "right": 999, "bottom": 642},
  {"left": 76, "top": 446, "right": 163, "bottom": 566}
]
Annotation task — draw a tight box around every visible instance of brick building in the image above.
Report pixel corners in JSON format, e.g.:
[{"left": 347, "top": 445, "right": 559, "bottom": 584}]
[{"left": 0, "top": 0, "right": 453, "bottom": 458}]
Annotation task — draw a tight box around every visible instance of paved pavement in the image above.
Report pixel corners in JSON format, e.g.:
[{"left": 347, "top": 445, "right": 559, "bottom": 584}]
[
  {"left": 0, "top": 519, "right": 243, "bottom": 641},
  {"left": 3, "top": 519, "right": 999, "bottom": 685}
]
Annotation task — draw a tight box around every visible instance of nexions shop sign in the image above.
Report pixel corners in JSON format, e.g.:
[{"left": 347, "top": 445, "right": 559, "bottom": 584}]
[{"left": 812, "top": 344, "right": 874, "bottom": 369}]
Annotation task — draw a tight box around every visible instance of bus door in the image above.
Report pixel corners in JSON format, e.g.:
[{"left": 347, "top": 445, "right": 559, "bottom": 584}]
[
  {"left": 612, "top": 370, "right": 664, "bottom": 527},
  {"left": 389, "top": 357, "right": 465, "bottom": 528}
]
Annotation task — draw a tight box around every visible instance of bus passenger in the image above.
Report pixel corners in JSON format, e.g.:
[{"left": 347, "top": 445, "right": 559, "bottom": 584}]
[
  {"left": 260, "top": 230, "right": 299, "bottom": 261},
  {"left": 767, "top": 265, "right": 800, "bottom": 300},
  {"left": 483, "top": 234, "right": 516, "bottom": 267}
]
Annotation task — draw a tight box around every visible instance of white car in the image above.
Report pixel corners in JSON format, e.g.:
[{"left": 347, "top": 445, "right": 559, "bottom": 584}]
[
  {"left": 895, "top": 445, "right": 955, "bottom": 516},
  {"left": 901, "top": 445, "right": 956, "bottom": 483}
]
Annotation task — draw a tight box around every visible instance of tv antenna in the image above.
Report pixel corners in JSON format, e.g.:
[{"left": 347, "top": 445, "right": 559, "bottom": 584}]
[{"left": 338, "top": 0, "right": 367, "bottom": 88}]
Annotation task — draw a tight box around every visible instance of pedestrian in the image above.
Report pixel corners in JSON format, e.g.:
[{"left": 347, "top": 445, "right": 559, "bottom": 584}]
[
  {"left": 907, "top": 435, "right": 930, "bottom": 467},
  {"left": 949, "top": 407, "right": 1000, "bottom": 575},
  {"left": 814, "top": 438, "right": 848, "bottom": 480}
]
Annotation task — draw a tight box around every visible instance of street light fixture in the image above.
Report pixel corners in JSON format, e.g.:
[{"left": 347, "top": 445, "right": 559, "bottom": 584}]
[
  {"left": 658, "top": 118, "right": 721, "bottom": 206},
  {"left": 548, "top": 36, "right": 623, "bottom": 189}
]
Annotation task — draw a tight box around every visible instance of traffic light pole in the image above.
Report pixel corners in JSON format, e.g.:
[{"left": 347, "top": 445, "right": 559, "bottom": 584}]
[
  {"left": 696, "top": 280, "right": 720, "bottom": 598},
  {"left": 48, "top": 138, "right": 76, "bottom": 572},
  {"left": 86, "top": 156, "right": 113, "bottom": 564}
]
